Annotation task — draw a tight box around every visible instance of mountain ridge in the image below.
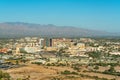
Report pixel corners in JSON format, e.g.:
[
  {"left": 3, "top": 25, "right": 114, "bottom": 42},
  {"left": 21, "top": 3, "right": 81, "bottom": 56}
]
[{"left": 0, "top": 22, "right": 118, "bottom": 38}]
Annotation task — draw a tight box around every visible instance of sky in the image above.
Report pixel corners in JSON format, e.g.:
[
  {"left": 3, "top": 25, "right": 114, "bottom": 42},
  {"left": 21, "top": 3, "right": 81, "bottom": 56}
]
[{"left": 0, "top": 0, "right": 120, "bottom": 32}]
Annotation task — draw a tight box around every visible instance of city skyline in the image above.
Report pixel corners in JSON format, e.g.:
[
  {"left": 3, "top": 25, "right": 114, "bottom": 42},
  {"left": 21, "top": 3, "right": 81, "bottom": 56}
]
[{"left": 0, "top": 0, "right": 120, "bottom": 32}]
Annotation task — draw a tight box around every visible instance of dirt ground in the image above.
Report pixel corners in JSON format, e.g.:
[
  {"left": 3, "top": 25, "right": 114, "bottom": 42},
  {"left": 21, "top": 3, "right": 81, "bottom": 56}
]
[
  {"left": 4, "top": 64, "right": 120, "bottom": 80},
  {"left": 4, "top": 64, "right": 86, "bottom": 80}
]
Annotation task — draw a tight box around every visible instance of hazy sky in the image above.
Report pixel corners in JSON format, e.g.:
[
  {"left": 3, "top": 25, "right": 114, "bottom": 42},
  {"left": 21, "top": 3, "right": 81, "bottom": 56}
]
[{"left": 0, "top": 0, "right": 120, "bottom": 32}]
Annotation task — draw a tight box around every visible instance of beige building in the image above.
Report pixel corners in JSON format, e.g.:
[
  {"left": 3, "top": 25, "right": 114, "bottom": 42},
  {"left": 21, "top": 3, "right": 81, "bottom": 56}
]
[
  {"left": 51, "top": 38, "right": 72, "bottom": 48},
  {"left": 45, "top": 47, "right": 57, "bottom": 51},
  {"left": 67, "top": 43, "right": 86, "bottom": 55}
]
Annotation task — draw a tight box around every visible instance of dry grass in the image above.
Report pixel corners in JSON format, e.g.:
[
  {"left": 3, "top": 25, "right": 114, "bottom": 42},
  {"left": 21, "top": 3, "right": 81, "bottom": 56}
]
[
  {"left": 5, "top": 64, "right": 56, "bottom": 80},
  {"left": 4, "top": 64, "right": 119, "bottom": 80},
  {"left": 4, "top": 64, "right": 85, "bottom": 80}
]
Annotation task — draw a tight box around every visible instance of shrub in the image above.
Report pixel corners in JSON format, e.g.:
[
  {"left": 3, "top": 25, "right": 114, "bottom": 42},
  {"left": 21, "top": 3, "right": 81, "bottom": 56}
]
[
  {"left": 0, "top": 70, "right": 11, "bottom": 80},
  {"left": 61, "top": 70, "right": 71, "bottom": 75},
  {"left": 61, "top": 70, "right": 79, "bottom": 75}
]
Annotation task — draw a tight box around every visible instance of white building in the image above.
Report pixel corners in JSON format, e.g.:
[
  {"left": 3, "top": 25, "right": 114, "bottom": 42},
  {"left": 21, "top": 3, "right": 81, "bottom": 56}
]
[
  {"left": 109, "top": 52, "right": 120, "bottom": 55},
  {"left": 39, "top": 38, "right": 45, "bottom": 47},
  {"left": 24, "top": 46, "right": 40, "bottom": 53}
]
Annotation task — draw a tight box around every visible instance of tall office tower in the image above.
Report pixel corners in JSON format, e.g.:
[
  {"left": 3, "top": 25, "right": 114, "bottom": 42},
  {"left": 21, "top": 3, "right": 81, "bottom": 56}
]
[{"left": 39, "top": 38, "right": 46, "bottom": 47}]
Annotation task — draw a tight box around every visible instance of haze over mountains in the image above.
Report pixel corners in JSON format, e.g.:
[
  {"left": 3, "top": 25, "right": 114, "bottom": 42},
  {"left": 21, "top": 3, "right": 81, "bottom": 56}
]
[{"left": 0, "top": 22, "right": 118, "bottom": 38}]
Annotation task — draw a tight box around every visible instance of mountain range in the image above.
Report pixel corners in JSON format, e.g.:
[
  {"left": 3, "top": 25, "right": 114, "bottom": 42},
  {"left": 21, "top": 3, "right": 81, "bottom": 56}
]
[{"left": 0, "top": 22, "right": 119, "bottom": 38}]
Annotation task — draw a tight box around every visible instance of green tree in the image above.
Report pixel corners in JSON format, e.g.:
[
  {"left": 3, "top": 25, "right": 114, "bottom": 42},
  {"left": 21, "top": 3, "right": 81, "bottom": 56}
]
[
  {"left": 88, "top": 51, "right": 101, "bottom": 59},
  {"left": 0, "top": 70, "right": 11, "bottom": 80},
  {"left": 16, "top": 60, "right": 19, "bottom": 65},
  {"left": 94, "top": 65, "right": 99, "bottom": 71},
  {"left": 108, "top": 66, "right": 115, "bottom": 72}
]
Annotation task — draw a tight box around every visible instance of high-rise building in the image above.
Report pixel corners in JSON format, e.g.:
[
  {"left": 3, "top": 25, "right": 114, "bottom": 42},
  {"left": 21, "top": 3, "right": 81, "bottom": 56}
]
[
  {"left": 50, "top": 38, "right": 52, "bottom": 47},
  {"left": 39, "top": 38, "right": 46, "bottom": 47}
]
